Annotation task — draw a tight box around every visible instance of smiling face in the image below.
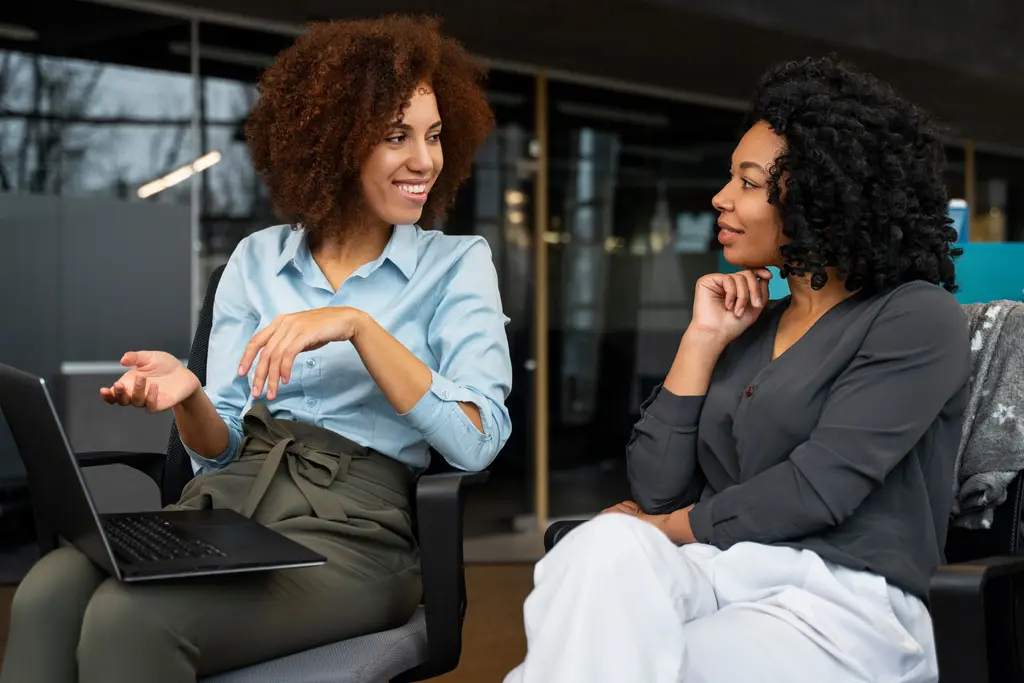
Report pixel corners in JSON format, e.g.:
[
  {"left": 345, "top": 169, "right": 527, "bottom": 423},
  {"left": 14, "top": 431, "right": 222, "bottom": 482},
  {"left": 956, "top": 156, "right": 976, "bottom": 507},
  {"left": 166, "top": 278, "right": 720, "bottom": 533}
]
[
  {"left": 711, "top": 120, "right": 787, "bottom": 269},
  {"left": 359, "top": 83, "right": 444, "bottom": 228}
]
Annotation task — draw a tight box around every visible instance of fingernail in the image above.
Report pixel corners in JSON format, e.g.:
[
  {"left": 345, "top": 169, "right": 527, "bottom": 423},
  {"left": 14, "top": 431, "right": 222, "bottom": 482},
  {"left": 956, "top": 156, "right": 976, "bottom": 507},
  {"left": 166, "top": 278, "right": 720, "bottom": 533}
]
[
  {"left": 736, "top": 308, "right": 745, "bottom": 317},
  {"left": 754, "top": 297, "right": 762, "bottom": 307},
  {"left": 238, "top": 365, "right": 245, "bottom": 376}
]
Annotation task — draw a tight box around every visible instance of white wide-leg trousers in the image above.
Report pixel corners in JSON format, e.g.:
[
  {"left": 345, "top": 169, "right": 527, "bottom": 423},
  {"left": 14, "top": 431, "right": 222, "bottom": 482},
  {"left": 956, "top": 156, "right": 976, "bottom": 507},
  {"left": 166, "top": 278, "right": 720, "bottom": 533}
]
[{"left": 505, "top": 514, "right": 938, "bottom": 683}]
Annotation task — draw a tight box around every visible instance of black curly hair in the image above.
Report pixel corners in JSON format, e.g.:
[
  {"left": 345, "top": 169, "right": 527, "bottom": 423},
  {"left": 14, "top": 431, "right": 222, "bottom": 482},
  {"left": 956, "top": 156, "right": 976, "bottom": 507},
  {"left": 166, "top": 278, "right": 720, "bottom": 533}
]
[{"left": 747, "top": 55, "right": 960, "bottom": 293}]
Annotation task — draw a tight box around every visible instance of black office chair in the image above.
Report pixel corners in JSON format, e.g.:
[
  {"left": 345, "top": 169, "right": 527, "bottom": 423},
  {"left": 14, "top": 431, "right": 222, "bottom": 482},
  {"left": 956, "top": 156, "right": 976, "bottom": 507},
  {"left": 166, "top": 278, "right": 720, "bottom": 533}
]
[
  {"left": 39, "top": 265, "right": 485, "bottom": 683},
  {"left": 545, "top": 475, "right": 1024, "bottom": 683}
]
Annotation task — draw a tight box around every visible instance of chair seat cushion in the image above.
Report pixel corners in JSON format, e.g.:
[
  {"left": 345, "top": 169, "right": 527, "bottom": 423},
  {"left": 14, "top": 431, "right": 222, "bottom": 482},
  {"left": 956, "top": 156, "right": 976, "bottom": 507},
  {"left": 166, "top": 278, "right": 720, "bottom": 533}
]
[{"left": 201, "top": 607, "right": 427, "bottom": 683}]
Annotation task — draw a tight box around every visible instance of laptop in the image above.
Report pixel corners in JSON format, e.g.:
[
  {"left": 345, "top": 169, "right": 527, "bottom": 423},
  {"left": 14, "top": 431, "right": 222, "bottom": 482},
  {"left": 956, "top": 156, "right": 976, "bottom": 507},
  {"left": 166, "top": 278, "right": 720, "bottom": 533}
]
[{"left": 0, "top": 362, "right": 326, "bottom": 582}]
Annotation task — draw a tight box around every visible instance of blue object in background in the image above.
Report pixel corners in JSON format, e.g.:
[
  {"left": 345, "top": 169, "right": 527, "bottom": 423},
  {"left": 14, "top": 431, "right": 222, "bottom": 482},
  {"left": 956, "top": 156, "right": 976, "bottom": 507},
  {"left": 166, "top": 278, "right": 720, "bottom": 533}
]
[
  {"left": 718, "top": 242, "right": 1024, "bottom": 305},
  {"left": 715, "top": 261, "right": 792, "bottom": 298},
  {"left": 948, "top": 199, "right": 970, "bottom": 243},
  {"left": 953, "top": 243, "right": 1024, "bottom": 304}
]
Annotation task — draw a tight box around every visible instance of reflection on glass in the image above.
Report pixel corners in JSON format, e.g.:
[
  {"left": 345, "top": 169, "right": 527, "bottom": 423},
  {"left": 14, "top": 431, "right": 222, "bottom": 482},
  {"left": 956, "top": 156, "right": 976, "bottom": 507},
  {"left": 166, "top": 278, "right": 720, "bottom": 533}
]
[
  {"left": 975, "top": 151, "right": 1024, "bottom": 242},
  {"left": 0, "top": 10, "right": 197, "bottom": 372},
  {"left": 543, "top": 80, "right": 745, "bottom": 521},
  {"left": 199, "top": 74, "right": 274, "bottom": 286},
  {"left": 560, "top": 127, "right": 619, "bottom": 426},
  {"left": 0, "top": 50, "right": 195, "bottom": 199},
  {"left": 203, "top": 77, "right": 260, "bottom": 219},
  {"left": 440, "top": 79, "right": 537, "bottom": 519}
]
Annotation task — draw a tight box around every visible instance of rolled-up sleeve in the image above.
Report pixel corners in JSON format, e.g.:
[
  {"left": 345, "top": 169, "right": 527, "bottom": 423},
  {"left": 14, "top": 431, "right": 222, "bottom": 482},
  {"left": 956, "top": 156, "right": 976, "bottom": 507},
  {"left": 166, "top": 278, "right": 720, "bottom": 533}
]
[
  {"left": 628, "top": 385, "right": 707, "bottom": 514},
  {"left": 182, "top": 248, "right": 257, "bottom": 474},
  {"left": 688, "top": 286, "right": 971, "bottom": 548},
  {"left": 400, "top": 238, "right": 513, "bottom": 471}
]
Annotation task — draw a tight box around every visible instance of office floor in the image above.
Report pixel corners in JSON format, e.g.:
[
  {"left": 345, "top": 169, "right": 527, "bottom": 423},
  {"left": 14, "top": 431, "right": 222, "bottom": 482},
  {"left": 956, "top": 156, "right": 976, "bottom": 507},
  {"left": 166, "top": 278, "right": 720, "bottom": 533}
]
[
  {"left": 0, "top": 564, "right": 534, "bottom": 682},
  {"left": 433, "top": 564, "right": 534, "bottom": 682}
]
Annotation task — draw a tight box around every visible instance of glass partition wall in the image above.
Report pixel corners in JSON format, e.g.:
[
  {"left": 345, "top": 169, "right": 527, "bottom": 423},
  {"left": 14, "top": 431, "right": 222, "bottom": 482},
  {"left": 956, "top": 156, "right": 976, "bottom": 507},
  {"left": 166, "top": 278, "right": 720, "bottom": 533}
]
[{"left": 1, "top": 1, "right": 1016, "bottom": 535}]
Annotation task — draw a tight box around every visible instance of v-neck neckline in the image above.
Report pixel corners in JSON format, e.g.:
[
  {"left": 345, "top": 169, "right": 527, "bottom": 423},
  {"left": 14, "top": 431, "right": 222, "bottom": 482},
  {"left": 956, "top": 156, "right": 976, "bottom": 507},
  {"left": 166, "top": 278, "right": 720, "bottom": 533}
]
[{"left": 765, "top": 293, "right": 862, "bottom": 364}]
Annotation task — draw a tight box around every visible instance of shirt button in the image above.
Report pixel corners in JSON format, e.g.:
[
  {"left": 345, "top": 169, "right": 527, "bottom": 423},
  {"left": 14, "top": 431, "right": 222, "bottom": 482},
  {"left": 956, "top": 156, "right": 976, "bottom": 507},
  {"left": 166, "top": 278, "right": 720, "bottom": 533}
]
[
  {"left": 307, "top": 399, "right": 317, "bottom": 407},
  {"left": 306, "top": 359, "right": 316, "bottom": 368},
  {"left": 744, "top": 385, "right": 756, "bottom": 397}
]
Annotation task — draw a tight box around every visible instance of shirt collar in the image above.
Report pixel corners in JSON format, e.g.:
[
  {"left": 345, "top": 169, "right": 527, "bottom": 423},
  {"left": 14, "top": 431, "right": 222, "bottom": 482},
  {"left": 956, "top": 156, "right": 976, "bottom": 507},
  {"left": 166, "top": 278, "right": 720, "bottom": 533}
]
[
  {"left": 274, "top": 224, "right": 418, "bottom": 279},
  {"left": 381, "top": 224, "right": 418, "bottom": 280},
  {"left": 274, "top": 226, "right": 306, "bottom": 275}
]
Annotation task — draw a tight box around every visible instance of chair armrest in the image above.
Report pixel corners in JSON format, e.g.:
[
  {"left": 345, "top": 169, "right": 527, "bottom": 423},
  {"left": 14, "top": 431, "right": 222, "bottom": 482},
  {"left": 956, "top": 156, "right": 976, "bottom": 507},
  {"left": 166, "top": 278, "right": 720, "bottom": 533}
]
[
  {"left": 544, "top": 520, "right": 586, "bottom": 552},
  {"left": 930, "top": 555, "right": 1024, "bottom": 683},
  {"left": 393, "top": 469, "right": 489, "bottom": 683},
  {"left": 76, "top": 450, "right": 166, "bottom": 488}
]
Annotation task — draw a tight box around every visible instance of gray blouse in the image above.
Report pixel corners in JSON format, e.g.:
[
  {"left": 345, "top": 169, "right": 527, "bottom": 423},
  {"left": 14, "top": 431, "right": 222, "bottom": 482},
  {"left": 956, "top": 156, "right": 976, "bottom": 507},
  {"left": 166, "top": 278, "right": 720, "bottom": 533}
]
[{"left": 627, "top": 280, "right": 972, "bottom": 600}]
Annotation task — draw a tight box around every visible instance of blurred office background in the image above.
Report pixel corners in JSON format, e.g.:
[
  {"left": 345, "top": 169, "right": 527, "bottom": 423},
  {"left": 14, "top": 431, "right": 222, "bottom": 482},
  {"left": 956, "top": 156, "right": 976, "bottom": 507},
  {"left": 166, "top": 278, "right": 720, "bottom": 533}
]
[{"left": 2, "top": 0, "right": 1024, "bottom": 570}]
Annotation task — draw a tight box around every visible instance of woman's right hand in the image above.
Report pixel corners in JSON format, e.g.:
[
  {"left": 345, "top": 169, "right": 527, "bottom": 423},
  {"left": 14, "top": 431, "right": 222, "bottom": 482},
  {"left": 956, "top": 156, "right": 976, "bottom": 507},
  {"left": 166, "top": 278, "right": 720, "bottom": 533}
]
[
  {"left": 99, "top": 351, "right": 201, "bottom": 414},
  {"left": 688, "top": 269, "right": 773, "bottom": 346}
]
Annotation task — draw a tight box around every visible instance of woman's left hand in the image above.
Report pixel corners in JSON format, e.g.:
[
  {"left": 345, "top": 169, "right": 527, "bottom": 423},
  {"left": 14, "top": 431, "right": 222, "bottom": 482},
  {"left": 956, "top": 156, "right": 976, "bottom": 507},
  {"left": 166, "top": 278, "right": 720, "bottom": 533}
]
[
  {"left": 601, "top": 500, "right": 695, "bottom": 545},
  {"left": 239, "top": 307, "right": 367, "bottom": 400},
  {"left": 601, "top": 500, "right": 670, "bottom": 528}
]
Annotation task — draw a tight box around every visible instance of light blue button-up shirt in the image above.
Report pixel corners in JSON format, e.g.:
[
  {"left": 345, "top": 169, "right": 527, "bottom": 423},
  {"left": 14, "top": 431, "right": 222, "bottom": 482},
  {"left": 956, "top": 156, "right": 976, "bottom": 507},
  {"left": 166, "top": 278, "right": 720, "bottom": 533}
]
[{"left": 184, "top": 223, "right": 513, "bottom": 474}]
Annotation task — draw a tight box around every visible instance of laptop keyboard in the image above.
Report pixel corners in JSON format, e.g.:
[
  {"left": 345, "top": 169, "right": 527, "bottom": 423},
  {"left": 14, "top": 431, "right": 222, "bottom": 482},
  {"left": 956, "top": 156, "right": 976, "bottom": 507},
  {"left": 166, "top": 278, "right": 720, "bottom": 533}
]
[{"left": 102, "top": 516, "right": 227, "bottom": 564}]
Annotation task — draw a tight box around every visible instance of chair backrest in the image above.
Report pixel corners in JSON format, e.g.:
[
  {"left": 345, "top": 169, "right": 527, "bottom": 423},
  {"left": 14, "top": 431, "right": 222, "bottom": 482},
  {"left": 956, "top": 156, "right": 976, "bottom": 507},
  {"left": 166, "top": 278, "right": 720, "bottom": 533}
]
[{"left": 158, "top": 265, "right": 226, "bottom": 505}]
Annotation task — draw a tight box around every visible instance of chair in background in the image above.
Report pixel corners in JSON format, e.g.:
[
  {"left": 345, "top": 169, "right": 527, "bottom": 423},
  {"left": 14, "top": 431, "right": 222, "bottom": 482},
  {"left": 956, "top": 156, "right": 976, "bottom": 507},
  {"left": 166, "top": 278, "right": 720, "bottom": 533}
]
[{"left": 37, "top": 265, "right": 485, "bottom": 683}]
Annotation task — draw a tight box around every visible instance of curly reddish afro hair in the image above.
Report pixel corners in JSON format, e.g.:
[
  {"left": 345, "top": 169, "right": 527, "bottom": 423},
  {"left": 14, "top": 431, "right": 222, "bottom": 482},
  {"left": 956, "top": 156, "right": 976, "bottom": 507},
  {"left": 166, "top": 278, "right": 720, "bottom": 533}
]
[{"left": 245, "top": 15, "right": 495, "bottom": 242}]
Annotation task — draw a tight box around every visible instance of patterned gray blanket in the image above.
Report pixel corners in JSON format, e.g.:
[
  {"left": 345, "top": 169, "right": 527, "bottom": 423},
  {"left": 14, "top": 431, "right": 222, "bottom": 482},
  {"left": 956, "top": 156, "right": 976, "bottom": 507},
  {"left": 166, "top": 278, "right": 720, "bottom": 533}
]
[{"left": 952, "top": 300, "right": 1024, "bottom": 530}]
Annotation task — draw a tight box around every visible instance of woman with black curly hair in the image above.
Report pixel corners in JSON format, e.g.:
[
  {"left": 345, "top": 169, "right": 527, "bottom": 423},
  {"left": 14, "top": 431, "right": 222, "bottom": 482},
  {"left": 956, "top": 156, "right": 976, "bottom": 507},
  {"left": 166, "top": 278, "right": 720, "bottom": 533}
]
[
  {"left": 506, "top": 56, "right": 968, "bottom": 683},
  {"left": 2, "top": 16, "right": 511, "bottom": 683}
]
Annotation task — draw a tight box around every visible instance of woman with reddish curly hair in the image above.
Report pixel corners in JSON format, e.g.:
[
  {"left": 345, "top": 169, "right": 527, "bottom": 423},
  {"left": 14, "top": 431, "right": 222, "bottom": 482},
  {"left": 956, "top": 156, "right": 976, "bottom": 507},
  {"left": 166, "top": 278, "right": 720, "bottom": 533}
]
[{"left": 2, "top": 16, "right": 511, "bottom": 683}]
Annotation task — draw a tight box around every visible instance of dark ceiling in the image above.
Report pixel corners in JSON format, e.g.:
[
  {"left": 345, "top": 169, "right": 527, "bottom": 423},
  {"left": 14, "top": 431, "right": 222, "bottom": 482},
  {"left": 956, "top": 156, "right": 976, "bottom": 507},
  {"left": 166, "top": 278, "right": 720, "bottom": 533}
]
[
  {"left": 4, "top": 0, "right": 1024, "bottom": 152},
  {"left": 652, "top": 0, "right": 1024, "bottom": 84}
]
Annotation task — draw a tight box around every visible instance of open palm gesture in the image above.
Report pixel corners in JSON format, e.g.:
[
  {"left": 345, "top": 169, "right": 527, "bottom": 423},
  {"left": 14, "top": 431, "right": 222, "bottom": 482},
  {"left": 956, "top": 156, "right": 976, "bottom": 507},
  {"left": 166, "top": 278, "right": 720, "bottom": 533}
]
[{"left": 99, "top": 351, "right": 201, "bottom": 413}]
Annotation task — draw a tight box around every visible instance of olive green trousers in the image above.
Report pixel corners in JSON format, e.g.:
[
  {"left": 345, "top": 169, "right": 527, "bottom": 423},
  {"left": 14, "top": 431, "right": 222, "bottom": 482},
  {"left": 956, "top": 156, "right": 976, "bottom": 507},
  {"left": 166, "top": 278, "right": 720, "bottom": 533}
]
[{"left": 0, "top": 403, "right": 421, "bottom": 683}]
